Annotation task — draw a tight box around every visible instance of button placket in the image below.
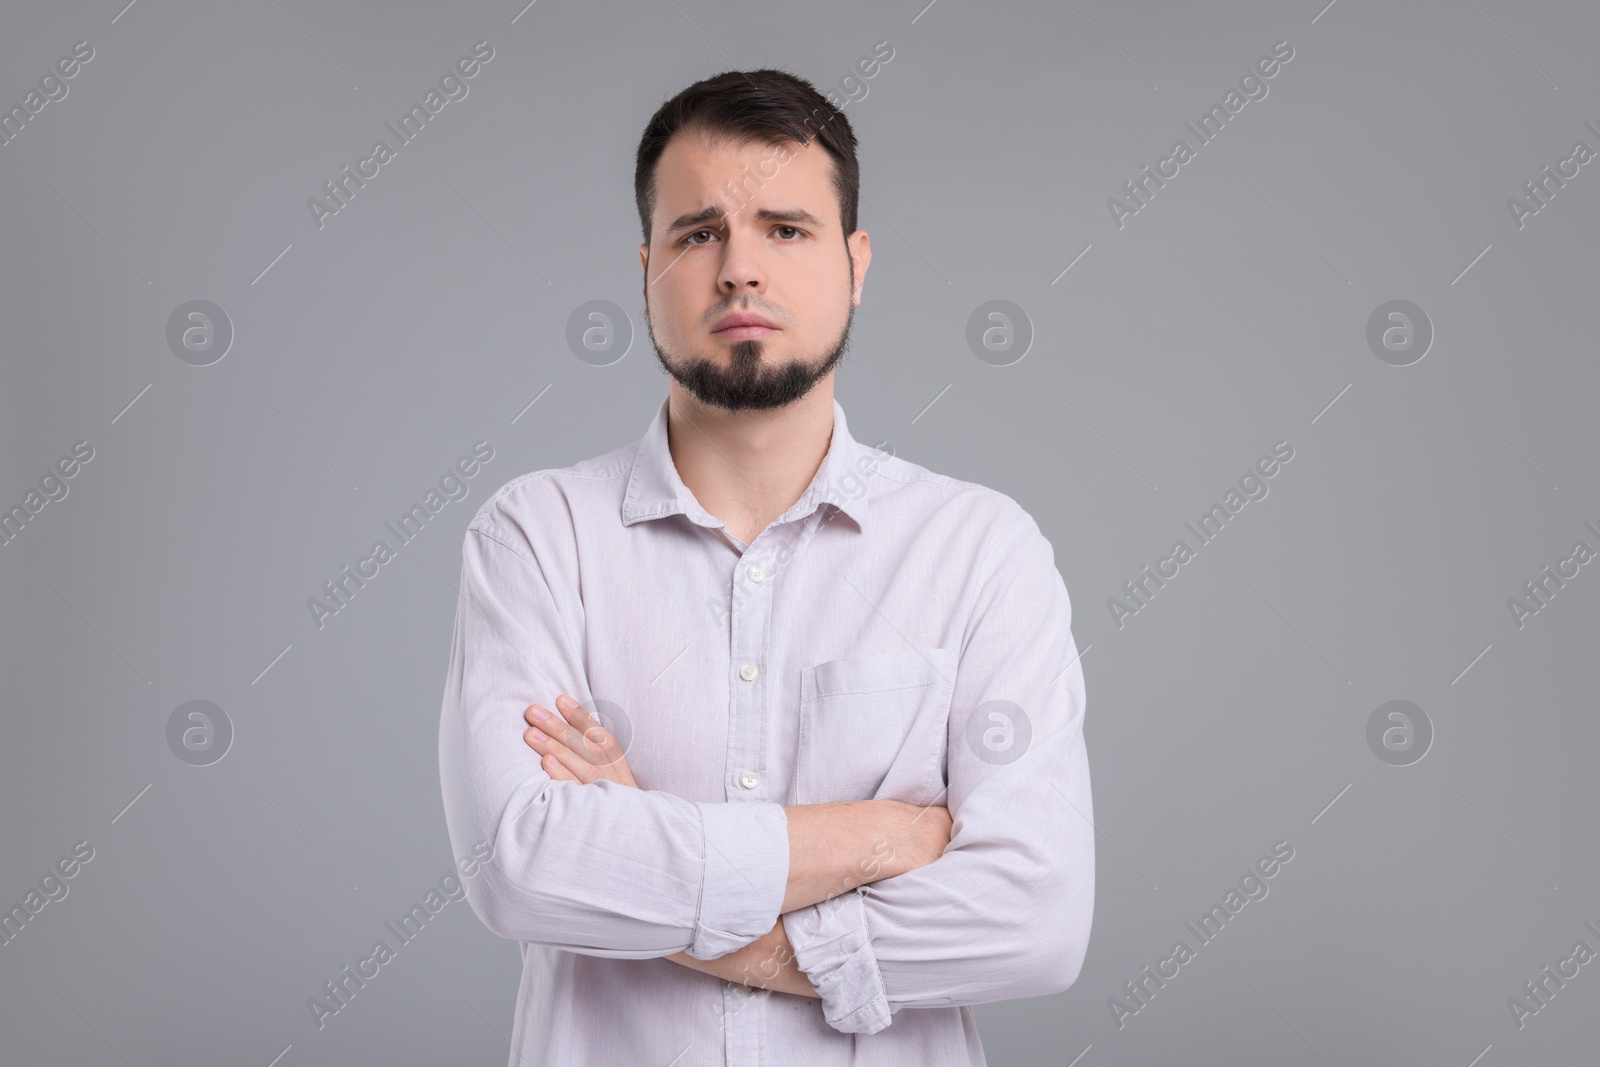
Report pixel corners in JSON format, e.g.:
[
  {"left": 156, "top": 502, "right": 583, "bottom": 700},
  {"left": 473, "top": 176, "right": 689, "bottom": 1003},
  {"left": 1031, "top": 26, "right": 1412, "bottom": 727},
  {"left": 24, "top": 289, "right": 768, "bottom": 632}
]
[
  {"left": 722, "top": 528, "right": 786, "bottom": 1062},
  {"left": 727, "top": 584, "right": 768, "bottom": 796}
]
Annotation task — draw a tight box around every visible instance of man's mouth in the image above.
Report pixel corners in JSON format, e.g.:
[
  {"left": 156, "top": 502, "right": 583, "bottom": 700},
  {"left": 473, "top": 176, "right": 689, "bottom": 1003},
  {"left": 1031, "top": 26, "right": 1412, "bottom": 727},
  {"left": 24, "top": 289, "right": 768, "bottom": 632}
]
[
  {"left": 711, "top": 312, "right": 779, "bottom": 339},
  {"left": 712, "top": 324, "right": 778, "bottom": 340}
]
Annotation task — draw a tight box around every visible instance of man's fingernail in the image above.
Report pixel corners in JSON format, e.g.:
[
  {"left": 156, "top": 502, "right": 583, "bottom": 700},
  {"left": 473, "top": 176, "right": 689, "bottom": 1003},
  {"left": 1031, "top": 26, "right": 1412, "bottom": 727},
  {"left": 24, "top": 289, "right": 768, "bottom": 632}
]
[
  {"left": 530, "top": 705, "right": 549, "bottom": 720},
  {"left": 557, "top": 694, "right": 574, "bottom": 709}
]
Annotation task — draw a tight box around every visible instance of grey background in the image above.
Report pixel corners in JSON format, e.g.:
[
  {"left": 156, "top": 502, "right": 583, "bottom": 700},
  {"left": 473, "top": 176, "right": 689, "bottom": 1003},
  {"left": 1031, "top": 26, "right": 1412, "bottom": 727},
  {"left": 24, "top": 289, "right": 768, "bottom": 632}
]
[{"left": 2, "top": 0, "right": 1597, "bottom": 1064}]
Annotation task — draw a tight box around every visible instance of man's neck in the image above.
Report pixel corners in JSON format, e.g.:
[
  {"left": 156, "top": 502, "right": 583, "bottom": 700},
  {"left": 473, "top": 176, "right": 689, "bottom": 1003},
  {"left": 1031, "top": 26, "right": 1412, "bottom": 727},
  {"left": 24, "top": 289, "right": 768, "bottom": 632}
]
[{"left": 664, "top": 380, "right": 836, "bottom": 546}]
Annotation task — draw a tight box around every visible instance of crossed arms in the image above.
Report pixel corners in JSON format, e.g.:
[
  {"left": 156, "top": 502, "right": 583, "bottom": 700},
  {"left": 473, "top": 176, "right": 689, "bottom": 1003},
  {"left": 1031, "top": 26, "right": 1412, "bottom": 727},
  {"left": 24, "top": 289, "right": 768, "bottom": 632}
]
[
  {"left": 438, "top": 501, "right": 1093, "bottom": 1034},
  {"left": 523, "top": 692, "right": 956, "bottom": 998}
]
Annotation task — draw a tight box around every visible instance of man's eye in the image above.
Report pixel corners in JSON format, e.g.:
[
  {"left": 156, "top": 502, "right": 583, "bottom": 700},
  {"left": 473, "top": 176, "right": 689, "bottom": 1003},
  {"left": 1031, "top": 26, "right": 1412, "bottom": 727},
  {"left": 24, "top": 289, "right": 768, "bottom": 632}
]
[{"left": 682, "top": 226, "right": 803, "bottom": 245}]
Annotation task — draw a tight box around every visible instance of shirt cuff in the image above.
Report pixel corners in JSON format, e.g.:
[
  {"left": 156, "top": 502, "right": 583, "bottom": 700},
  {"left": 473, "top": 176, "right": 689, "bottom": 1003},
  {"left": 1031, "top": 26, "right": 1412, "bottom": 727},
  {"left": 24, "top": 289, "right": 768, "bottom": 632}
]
[
  {"left": 687, "top": 801, "right": 790, "bottom": 959},
  {"left": 782, "top": 887, "right": 892, "bottom": 1034}
]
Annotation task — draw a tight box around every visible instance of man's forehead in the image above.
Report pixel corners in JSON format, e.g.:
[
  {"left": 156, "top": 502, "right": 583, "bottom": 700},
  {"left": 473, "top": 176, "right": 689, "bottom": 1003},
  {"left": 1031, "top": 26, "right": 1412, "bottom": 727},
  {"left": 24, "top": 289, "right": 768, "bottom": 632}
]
[
  {"left": 665, "top": 127, "right": 817, "bottom": 167},
  {"left": 654, "top": 132, "right": 833, "bottom": 222}
]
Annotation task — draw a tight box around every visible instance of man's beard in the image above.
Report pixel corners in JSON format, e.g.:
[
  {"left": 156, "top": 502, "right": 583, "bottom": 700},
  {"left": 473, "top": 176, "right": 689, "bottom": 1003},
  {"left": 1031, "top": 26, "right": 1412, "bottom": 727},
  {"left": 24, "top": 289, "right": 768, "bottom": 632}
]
[{"left": 646, "top": 302, "right": 855, "bottom": 413}]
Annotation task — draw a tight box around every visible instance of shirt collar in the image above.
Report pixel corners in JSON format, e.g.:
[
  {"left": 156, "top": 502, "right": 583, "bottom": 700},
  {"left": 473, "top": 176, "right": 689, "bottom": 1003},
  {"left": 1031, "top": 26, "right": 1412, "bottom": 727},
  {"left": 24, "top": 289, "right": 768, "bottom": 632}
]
[{"left": 621, "top": 395, "right": 875, "bottom": 533}]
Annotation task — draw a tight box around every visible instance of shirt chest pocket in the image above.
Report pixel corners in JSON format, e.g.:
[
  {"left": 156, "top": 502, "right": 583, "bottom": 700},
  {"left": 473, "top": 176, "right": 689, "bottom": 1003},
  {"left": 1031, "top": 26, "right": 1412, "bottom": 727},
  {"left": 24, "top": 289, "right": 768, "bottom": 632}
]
[{"left": 792, "top": 647, "right": 958, "bottom": 806}]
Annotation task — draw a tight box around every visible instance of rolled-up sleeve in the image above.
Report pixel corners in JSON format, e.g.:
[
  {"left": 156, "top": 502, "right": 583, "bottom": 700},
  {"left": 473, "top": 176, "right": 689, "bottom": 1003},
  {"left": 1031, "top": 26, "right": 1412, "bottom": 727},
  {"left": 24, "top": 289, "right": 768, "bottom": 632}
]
[
  {"left": 439, "top": 501, "right": 790, "bottom": 960},
  {"left": 782, "top": 505, "right": 1093, "bottom": 1033}
]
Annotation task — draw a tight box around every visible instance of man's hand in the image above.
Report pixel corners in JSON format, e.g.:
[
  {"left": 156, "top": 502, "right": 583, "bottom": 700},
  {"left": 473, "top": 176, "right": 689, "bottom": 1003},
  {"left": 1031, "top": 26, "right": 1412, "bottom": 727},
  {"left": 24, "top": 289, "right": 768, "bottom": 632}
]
[{"left": 523, "top": 693, "right": 638, "bottom": 787}]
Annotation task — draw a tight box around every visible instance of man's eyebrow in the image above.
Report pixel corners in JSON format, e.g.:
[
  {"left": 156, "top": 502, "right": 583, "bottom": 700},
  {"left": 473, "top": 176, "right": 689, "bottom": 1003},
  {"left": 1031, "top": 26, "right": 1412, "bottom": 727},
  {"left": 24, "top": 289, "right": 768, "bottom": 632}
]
[
  {"left": 664, "top": 206, "right": 827, "bottom": 235},
  {"left": 663, "top": 205, "right": 722, "bottom": 234}
]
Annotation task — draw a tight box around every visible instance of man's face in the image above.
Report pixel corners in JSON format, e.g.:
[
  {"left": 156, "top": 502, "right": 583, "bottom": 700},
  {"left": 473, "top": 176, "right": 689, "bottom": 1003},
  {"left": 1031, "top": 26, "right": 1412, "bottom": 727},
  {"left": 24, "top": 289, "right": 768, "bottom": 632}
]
[{"left": 639, "top": 130, "right": 870, "bottom": 412}]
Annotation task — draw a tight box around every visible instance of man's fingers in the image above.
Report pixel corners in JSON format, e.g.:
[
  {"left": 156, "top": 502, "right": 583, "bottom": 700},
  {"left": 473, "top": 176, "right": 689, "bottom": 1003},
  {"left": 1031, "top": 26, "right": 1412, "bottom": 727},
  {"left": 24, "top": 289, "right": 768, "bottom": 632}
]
[
  {"left": 522, "top": 722, "right": 569, "bottom": 774},
  {"left": 541, "top": 752, "right": 579, "bottom": 782},
  {"left": 556, "top": 694, "right": 625, "bottom": 767},
  {"left": 524, "top": 722, "right": 583, "bottom": 774},
  {"left": 527, "top": 728, "right": 599, "bottom": 783},
  {"left": 526, "top": 697, "right": 628, "bottom": 780},
  {"left": 556, "top": 694, "right": 600, "bottom": 742},
  {"left": 526, "top": 703, "right": 591, "bottom": 758}
]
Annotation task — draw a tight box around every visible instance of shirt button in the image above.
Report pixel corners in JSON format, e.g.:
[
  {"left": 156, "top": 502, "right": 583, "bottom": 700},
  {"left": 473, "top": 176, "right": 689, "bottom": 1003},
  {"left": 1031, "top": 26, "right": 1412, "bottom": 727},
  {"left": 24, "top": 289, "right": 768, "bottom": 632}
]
[
  {"left": 748, "top": 565, "right": 766, "bottom": 584},
  {"left": 739, "top": 663, "right": 759, "bottom": 682},
  {"left": 739, "top": 770, "right": 760, "bottom": 789}
]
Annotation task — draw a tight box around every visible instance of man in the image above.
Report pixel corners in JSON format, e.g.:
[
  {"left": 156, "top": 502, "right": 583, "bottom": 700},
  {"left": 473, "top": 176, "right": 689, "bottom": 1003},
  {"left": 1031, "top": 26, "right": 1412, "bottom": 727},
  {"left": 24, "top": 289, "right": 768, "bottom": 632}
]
[{"left": 439, "top": 68, "right": 1093, "bottom": 1066}]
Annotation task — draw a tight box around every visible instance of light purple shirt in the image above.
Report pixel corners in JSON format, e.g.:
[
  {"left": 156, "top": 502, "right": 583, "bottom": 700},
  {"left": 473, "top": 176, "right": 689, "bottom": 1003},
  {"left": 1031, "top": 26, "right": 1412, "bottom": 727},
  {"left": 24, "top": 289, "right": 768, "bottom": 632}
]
[{"left": 438, "top": 396, "right": 1093, "bottom": 1066}]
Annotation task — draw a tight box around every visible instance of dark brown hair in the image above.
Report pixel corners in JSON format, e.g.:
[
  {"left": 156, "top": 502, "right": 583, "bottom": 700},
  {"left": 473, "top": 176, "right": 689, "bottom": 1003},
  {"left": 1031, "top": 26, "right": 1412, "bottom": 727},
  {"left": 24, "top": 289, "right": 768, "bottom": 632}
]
[{"left": 634, "top": 69, "right": 860, "bottom": 247}]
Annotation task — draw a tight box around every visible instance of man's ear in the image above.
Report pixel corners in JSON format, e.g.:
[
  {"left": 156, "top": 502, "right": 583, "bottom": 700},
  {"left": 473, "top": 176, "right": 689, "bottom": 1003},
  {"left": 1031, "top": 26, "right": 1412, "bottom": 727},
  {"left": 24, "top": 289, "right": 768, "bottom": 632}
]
[{"left": 847, "top": 230, "right": 871, "bottom": 306}]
